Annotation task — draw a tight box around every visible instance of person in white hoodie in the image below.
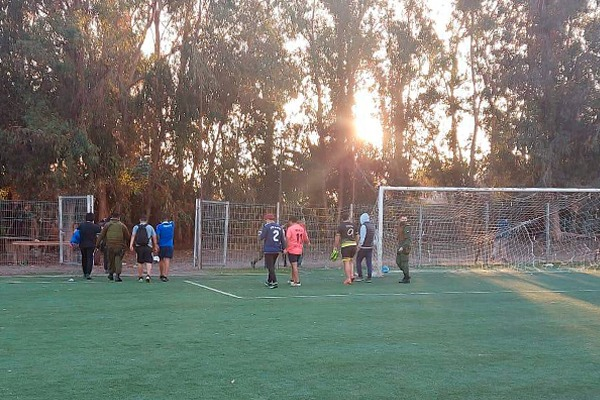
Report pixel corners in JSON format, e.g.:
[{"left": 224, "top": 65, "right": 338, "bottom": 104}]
[{"left": 356, "top": 213, "right": 376, "bottom": 283}]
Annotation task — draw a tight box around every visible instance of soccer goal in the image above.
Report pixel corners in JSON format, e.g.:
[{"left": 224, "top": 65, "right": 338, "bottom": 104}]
[{"left": 376, "top": 187, "right": 600, "bottom": 270}]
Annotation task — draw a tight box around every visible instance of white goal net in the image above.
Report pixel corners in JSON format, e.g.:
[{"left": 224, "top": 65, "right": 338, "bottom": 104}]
[{"left": 376, "top": 187, "right": 600, "bottom": 270}]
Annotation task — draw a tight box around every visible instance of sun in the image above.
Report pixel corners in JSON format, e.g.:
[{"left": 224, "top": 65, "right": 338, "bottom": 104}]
[{"left": 353, "top": 91, "right": 383, "bottom": 148}]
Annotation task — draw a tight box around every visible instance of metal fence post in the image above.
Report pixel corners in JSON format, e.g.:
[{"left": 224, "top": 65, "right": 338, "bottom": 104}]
[
  {"left": 545, "top": 202, "right": 551, "bottom": 261},
  {"left": 376, "top": 187, "right": 384, "bottom": 271},
  {"left": 58, "top": 196, "right": 64, "bottom": 264},
  {"left": 223, "top": 201, "right": 230, "bottom": 267}
]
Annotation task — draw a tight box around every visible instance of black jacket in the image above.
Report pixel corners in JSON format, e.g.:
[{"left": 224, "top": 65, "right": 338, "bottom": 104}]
[{"left": 78, "top": 221, "right": 101, "bottom": 249}]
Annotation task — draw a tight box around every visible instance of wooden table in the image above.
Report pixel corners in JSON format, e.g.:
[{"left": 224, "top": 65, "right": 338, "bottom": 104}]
[{"left": 11, "top": 241, "right": 62, "bottom": 264}]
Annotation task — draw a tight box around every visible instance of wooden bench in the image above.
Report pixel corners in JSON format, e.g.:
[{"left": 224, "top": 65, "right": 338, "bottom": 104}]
[{"left": 11, "top": 240, "right": 62, "bottom": 264}]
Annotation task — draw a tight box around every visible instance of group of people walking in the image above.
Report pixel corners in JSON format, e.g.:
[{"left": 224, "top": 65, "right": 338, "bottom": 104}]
[
  {"left": 70, "top": 212, "right": 175, "bottom": 283},
  {"left": 258, "top": 212, "right": 412, "bottom": 288},
  {"left": 71, "top": 210, "right": 410, "bottom": 286}
]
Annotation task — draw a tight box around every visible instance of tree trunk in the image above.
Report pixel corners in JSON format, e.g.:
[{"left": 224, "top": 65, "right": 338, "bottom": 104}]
[{"left": 96, "top": 180, "right": 109, "bottom": 220}]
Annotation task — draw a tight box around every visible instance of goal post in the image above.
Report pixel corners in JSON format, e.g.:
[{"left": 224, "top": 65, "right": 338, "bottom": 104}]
[{"left": 376, "top": 186, "right": 600, "bottom": 270}]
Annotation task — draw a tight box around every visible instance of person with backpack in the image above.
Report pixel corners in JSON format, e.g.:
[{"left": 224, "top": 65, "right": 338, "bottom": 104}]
[
  {"left": 356, "top": 212, "right": 376, "bottom": 283},
  {"left": 96, "top": 212, "right": 130, "bottom": 282},
  {"left": 130, "top": 215, "right": 158, "bottom": 283},
  {"left": 69, "top": 223, "right": 80, "bottom": 248}
]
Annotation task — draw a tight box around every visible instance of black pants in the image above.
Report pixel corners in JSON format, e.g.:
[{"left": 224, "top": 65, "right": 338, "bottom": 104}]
[
  {"left": 356, "top": 248, "right": 373, "bottom": 279},
  {"left": 264, "top": 253, "right": 279, "bottom": 284},
  {"left": 80, "top": 247, "right": 95, "bottom": 276}
]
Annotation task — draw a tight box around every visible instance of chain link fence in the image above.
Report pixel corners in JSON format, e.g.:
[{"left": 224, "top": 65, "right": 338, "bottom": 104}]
[
  {"left": 0, "top": 200, "right": 61, "bottom": 264},
  {"left": 0, "top": 197, "right": 377, "bottom": 268},
  {"left": 0, "top": 197, "right": 92, "bottom": 265},
  {"left": 194, "top": 200, "right": 376, "bottom": 268}
]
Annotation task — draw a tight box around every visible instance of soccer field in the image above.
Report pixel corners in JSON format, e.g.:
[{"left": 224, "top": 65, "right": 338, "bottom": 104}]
[{"left": 1, "top": 268, "right": 600, "bottom": 400}]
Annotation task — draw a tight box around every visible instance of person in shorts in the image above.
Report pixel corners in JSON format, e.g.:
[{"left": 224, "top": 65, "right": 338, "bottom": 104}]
[
  {"left": 156, "top": 216, "right": 175, "bottom": 282},
  {"left": 333, "top": 214, "right": 358, "bottom": 285},
  {"left": 129, "top": 215, "right": 158, "bottom": 283},
  {"left": 284, "top": 216, "right": 310, "bottom": 286}
]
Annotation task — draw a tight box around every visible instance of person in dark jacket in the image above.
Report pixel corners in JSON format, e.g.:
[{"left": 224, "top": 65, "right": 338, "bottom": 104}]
[
  {"left": 78, "top": 212, "right": 101, "bottom": 280},
  {"left": 259, "top": 213, "right": 285, "bottom": 288},
  {"left": 356, "top": 213, "right": 376, "bottom": 283}
]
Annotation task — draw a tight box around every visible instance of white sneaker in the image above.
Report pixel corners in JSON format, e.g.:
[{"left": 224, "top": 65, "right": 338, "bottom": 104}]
[{"left": 291, "top": 282, "right": 301, "bottom": 287}]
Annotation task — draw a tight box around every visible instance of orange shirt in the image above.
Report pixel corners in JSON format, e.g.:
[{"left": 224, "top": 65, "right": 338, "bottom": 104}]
[{"left": 286, "top": 223, "right": 309, "bottom": 255}]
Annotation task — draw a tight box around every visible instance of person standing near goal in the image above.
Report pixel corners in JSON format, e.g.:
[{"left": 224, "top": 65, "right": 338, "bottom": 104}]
[
  {"left": 260, "top": 213, "right": 285, "bottom": 288},
  {"left": 492, "top": 217, "right": 509, "bottom": 262},
  {"left": 285, "top": 216, "right": 310, "bottom": 287},
  {"left": 334, "top": 214, "right": 359, "bottom": 285},
  {"left": 356, "top": 212, "right": 376, "bottom": 283},
  {"left": 396, "top": 215, "right": 411, "bottom": 283}
]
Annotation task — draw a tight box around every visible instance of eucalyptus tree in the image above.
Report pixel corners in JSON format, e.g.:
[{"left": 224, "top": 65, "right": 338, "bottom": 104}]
[
  {"left": 376, "top": 0, "right": 447, "bottom": 186},
  {"left": 283, "top": 0, "right": 383, "bottom": 209},
  {"left": 447, "top": 0, "right": 492, "bottom": 183},
  {"left": 482, "top": 0, "right": 600, "bottom": 187},
  {"left": 0, "top": 0, "right": 154, "bottom": 209}
]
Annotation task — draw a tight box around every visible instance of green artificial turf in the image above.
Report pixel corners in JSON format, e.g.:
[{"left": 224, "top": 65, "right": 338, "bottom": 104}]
[{"left": 1, "top": 268, "right": 600, "bottom": 399}]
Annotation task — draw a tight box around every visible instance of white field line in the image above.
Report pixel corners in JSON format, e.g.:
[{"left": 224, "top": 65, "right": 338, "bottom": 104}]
[
  {"left": 184, "top": 280, "right": 244, "bottom": 299},
  {"left": 183, "top": 278, "right": 600, "bottom": 300},
  {"left": 250, "top": 288, "right": 600, "bottom": 300}
]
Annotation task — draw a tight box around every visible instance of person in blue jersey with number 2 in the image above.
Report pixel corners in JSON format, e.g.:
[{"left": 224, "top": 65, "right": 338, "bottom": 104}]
[
  {"left": 260, "top": 213, "right": 285, "bottom": 289},
  {"left": 156, "top": 215, "right": 175, "bottom": 282}
]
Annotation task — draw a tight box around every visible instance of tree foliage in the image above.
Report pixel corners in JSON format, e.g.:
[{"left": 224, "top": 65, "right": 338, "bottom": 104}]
[{"left": 1, "top": 0, "right": 599, "bottom": 225}]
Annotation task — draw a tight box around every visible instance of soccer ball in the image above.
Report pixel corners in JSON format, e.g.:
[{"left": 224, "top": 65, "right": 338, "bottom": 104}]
[
  {"left": 381, "top": 265, "right": 390, "bottom": 273},
  {"left": 153, "top": 255, "right": 160, "bottom": 263}
]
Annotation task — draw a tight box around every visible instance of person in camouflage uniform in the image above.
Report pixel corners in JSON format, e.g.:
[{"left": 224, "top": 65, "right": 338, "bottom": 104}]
[
  {"left": 396, "top": 216, "right": 411, "bottom": 283},
  {"left": 96, "top": 212, "right": 130, "bottom": 282}
]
